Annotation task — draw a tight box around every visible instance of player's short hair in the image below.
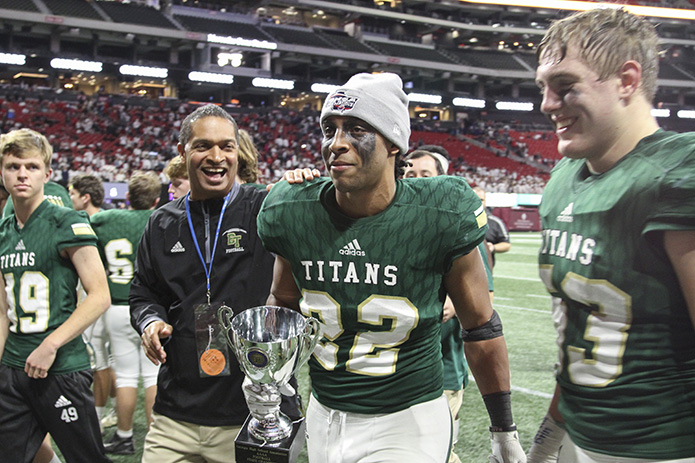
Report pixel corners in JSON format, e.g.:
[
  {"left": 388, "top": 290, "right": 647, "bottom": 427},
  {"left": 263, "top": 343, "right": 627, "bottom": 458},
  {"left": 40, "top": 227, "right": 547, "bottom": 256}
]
[
  {"left": 417, "top": 144, "right": 450, "bottom": 160},
  {"left": 237, "top": 129, "right": 259, "bottom": 184},
  {"left": 71, "top": 174, "right": 105, "bottom": 208},
  {"left": 128, "top": 171, "right": 161, "bottom": 210},
  {"left": 0, "top": 128, "right": 52, "bottom": 168},
  {"left": 537, "top": 8, "right": 660, "bottom": 102},
  {"left": 163, "top": 156, "right": 188, "bottom": 180},
  {"left": 404, "top": 150, "right": 446, "bottom": 176},
  {"left": 179, "top": 104, "right": 238, "bottom": 148}
]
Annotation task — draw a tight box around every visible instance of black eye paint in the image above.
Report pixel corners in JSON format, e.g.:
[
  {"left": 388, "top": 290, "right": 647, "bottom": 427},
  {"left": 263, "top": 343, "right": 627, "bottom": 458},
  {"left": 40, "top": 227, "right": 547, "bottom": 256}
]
[
  {"left": 355, "top": 132, "right": 376, "bottom": 164},
  {"left": 321, "top": 129, "right": 377, "bottom": 162}
]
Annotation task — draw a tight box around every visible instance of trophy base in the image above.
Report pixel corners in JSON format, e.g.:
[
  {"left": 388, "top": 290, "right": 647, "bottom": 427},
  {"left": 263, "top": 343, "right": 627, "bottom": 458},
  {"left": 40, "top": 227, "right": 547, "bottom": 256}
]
[{"left": 235, "top": 415, "right": 306, "bottom": 463}]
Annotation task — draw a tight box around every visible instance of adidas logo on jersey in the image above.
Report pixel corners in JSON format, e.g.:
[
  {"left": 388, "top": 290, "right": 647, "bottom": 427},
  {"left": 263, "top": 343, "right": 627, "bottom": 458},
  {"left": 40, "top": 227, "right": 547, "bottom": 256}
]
[
  {"left": 171, "top": 241, "right": 185, "bottom": 253},
  {"left": 15, "top": 240, "right": 26, "bottom": 251},
  {"left": 339, "top": 239, "right": 365, "bottom": 257},
  {"left": 54, "top": 395, "right": 73, "bottom": 408},
  {"left": 557, "top": 202, "right": 574, "bottom": 223}
]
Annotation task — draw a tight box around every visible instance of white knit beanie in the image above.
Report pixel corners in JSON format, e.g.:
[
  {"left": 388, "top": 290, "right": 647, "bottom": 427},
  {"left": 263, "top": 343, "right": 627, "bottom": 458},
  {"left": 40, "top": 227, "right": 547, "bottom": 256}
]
[{"left": 320, "top": 72, "right": 411, "bottom": 154}]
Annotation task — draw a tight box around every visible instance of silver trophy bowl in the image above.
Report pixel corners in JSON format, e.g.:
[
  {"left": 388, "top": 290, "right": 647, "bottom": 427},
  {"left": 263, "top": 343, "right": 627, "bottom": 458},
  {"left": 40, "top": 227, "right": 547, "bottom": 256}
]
[{"left": 219, "top": 305, "right": 320, "bottom": 442}]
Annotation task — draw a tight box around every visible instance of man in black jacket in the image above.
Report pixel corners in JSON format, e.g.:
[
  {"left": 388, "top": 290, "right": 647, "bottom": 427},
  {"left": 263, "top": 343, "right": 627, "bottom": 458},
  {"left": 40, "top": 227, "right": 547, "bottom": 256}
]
[{"left": 130, "top": 104, "right": 298, "bottom": 463}]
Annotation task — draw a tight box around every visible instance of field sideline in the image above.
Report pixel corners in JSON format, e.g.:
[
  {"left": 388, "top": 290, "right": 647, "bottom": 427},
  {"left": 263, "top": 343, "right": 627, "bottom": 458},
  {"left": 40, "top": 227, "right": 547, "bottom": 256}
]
[{"left": 62, "top": 232, "right": 557, "bottom": 462}]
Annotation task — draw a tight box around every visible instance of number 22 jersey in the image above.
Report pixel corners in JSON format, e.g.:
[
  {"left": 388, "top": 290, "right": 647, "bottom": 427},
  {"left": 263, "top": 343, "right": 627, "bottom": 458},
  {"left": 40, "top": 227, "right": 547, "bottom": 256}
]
[
  {"left": 258, "top": 176, "right": 487, "bottom": 414},
  {"left": 539, "top": 129, "right": 695, "bottom": 459}
]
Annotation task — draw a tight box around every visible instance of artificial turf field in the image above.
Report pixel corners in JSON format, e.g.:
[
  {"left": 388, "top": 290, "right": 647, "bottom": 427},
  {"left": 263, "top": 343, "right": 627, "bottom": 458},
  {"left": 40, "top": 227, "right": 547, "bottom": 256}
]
[{"left": 64, "top": 231, "right": 556, "bottom": 463}]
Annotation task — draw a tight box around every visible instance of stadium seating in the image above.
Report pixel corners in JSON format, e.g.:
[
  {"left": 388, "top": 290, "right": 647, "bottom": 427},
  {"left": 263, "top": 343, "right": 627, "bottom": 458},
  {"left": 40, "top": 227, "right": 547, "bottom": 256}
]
[
  {"left": 175, "top": 15, "right": 272, "bottom": 41},
  {"left": 43, "top": 0, "right": 103, "bottom": 20},
  {"left": 97, "top": 1, "right": 179, "bottom": 29},
  {"left": 0, "top": 86, "right": 549, "bottom": 192}
]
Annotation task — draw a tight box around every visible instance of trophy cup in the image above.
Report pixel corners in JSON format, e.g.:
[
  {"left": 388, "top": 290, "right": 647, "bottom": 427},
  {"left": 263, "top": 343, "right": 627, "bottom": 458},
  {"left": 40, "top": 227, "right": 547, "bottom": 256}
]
[{"left": 219, "top": 305, "right": 320, "bottom": 463}]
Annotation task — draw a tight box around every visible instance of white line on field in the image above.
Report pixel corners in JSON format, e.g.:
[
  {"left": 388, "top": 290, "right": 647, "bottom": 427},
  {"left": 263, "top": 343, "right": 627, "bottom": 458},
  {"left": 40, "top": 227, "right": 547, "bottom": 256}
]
[
  {"left": 494, "top": 274, "right": 541, "bottom": 281},
  {"left": 495, "top": 303, "right": 550, "bottom": 314},
  {"left": 511, "top": 386, "right": 553, "bottom": 399},
  {"left": 469, "top": 378, "right": 553, "bottom": 399}
]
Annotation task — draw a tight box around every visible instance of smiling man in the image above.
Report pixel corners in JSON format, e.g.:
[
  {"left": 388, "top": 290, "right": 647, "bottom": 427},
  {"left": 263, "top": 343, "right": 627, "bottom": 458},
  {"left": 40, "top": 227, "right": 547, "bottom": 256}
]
[
  {"left": 529, "top": 8, "right": 695, "bottom": 463},
  {"left": 130, "top": 105, "right": 299, "bottom": 463},
  {"left": 257, "top": 73, "right": 525, "bottom": 463}
]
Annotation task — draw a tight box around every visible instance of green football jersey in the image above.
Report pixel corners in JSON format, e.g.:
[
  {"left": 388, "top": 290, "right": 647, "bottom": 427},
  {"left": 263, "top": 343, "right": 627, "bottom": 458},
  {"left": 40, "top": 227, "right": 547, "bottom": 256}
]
[
  {"left": 538, "top": 130, "right": 695, "bottom": 458},
  {"left": 3, "top": 181, "right": 72, "bottom": 218},
  {"left": 258, "top": 176, "right": 487, "bottom": 414},
  {"left": 90, "top": 208, "right": 153, "bottom": 305},
  {"left": 0, "top": 201, "right": 97, "bottom": 373}
]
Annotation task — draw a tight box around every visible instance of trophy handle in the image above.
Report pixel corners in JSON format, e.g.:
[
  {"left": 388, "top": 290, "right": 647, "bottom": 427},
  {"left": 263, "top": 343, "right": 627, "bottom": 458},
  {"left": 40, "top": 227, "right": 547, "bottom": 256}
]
[
  {"left": 297, "top": 317, "right": 321, "bottom": 368},
  {"left": 217, "top": 305, "right": 236, "bottom": 350}
]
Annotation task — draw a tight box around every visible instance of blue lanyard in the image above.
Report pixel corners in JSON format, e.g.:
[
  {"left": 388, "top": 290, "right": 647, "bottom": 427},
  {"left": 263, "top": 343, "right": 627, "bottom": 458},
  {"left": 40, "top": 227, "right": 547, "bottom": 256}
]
[{"left": 185, "top": 184, "right": 239, "bottom": 302}]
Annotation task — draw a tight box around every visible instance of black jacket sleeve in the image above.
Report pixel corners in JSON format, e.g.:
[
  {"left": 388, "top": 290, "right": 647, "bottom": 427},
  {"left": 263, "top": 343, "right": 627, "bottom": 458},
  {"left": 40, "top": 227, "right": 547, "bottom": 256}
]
[{"left": 130, "top": 213, "right": 171, "bottom": 334}]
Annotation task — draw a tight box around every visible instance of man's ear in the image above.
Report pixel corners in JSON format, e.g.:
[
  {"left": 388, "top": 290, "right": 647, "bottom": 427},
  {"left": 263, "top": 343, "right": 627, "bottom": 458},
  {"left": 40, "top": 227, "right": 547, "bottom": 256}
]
[
  {"left": 176, "top": 143, "right": 185, "bottom": 158},
  {"left": 389, "top": 143, "right": 400, "bottom": 156},
  {"left": 618, "top": 60, "right": 642, "bottom": 100}
]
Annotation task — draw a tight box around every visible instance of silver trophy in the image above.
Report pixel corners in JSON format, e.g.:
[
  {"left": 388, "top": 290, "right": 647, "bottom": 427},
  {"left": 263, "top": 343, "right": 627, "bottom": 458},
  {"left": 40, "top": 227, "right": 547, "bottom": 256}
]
[{"left": 219, "top": 305, "right": 320, "bottom": 442}]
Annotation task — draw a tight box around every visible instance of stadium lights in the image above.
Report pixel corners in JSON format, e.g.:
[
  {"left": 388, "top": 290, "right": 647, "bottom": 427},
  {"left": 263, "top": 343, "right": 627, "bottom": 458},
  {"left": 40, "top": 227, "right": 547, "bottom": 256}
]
[
  {"left": 0, "top": 53, "right": 26, "bottom": 65},
  {"left": 207, "top": 34, "right": 277, "bottom": 50},
  {"left": 119, "top": 65, "right": 168, "bottom": 79},
  {"left": 311, "top": 83, "right": 340, "bottom": 94},
  {"left": 496, "top": 101, "right": 534, "bottom": 111},
  {"left": 218, "top": 52, "right": 243, "bottom": 67},
  {"left": 50, "top": 58, "right": 103, "bottom": 73},
  {"left": 14, "top": 72, "right": 48, "bottom": 80},
  {"left": 408, "top": 93, "right": 442, "bottom": 104},
  {"left": 651, "top": 108, "right": 670, "bottom": 118},
  {"left": 458, "top": 1, "right": 695, "bottom": 21},
  {"left": 188, "top": 71, "right": 234, "bottom": 84},
  {"left": 252, "top": 77, "right": 294, "bottom": 90},
  {"left": 677, "top": 110, "right": 695, "bottom": 119},
  {"left": 453, "top": 97, "right": 486, "bottom": 109}
]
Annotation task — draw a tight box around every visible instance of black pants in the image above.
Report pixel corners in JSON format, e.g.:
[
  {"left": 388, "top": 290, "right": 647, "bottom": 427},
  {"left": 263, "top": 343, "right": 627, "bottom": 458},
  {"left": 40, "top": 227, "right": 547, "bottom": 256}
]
[{"left": 0, "top": 365, "right": 111, "bottom": 463}]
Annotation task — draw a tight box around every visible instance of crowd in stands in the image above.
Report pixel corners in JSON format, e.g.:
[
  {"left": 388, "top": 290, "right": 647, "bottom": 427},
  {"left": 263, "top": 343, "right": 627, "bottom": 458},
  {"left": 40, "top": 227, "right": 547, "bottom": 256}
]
[{"left": 0, "top": 85, "right": 553, "bottom": 194}]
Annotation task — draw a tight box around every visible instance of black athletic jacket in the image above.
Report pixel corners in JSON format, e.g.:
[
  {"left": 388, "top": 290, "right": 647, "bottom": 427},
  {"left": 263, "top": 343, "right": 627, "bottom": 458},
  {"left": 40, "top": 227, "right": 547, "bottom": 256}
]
[{"left": 130, "top": 184, "right": 276, "bottom": 426}]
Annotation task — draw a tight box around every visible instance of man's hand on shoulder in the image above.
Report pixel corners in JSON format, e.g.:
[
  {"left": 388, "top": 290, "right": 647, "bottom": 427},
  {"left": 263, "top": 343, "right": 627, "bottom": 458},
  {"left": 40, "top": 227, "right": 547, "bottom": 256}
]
[{"left": 266, "top": 168, "right": 322, "bottom": 192}]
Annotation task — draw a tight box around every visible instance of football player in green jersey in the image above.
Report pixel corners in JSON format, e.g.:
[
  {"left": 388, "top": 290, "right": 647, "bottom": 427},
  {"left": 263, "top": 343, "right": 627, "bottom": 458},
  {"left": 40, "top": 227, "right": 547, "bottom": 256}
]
[
  {"left": 257, "top": 72, "right": 525, "bottom": 463},
  {"left": 404, "top": 148, "right": 495, "bottom": 463},
  {"left": 70, "top": 173, "right": 118, "bottom": 432},
  {"left": 92, "top": 171, "right": 161, "bottom": 455},
  {"left": 529, "top": 8, "right": 695, "bottom": 463},
  {"left": 0, "top": 128, "right": 111, "bottom": 463}
]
